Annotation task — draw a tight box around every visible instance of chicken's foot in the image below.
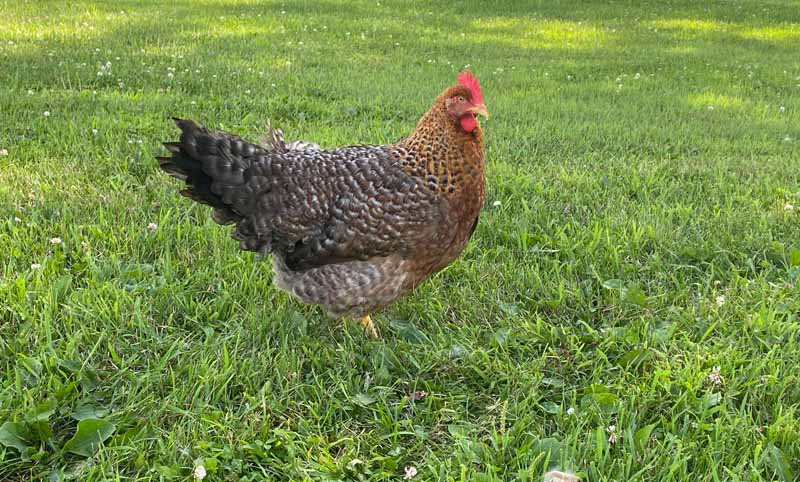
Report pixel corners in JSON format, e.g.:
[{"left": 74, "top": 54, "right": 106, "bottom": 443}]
[{"left": 359, "top": 315, "right": 380, "bottom": 339}]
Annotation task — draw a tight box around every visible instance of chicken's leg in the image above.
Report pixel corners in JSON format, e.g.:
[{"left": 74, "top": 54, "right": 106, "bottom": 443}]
[{"left": 359, "top": 315, "right": 380, "bottom": 339}]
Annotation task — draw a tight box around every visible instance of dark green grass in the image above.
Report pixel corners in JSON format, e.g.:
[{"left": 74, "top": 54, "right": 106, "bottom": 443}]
[{"left": 1, "top": 0, "right": 799, "bottom": 480}]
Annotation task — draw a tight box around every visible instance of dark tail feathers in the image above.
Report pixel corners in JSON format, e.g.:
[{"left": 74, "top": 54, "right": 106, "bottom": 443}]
[{"left": 157, "top": 118, "right": 251, "bottom": 225}]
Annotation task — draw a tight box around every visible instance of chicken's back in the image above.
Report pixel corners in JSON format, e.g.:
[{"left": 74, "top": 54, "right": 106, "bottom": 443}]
[{"left": 159, "top": 119, "right": 444, "bottom": 263}]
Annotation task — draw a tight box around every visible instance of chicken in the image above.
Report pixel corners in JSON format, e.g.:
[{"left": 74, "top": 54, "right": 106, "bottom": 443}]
[{"left": 156, "top": 71, "right": 488, "bottom": 337}]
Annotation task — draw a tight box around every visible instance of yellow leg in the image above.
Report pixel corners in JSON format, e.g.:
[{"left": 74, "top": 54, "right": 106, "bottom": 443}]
[{"left": 359, "top": 315, "right": 380, "bottom": 339}]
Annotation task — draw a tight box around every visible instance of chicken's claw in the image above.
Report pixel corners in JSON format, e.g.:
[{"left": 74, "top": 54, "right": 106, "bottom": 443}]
[{"left": 360, "top": 315, "right": 380, "bottom": 339}]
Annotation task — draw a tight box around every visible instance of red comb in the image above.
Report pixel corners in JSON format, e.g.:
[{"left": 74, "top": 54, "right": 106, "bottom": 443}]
[{"left": 457, "top": 70, "right": 483, "bottom": 105}]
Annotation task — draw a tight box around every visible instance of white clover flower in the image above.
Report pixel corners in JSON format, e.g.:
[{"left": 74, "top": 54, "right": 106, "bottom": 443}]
[
  {"left": 50, "top": 237, "right": 62, "bottom": 245},
  {"left": 403, "top": 466, "right": 418, "bottom": 479},
  {"left": 43, "top": 111, "right": 51, "bottom": 117},
  {"left": 31, "top": 263, "right": 42, "bottom": 270},
  {"left": 707, "top": 366, "right": 724, "bottom": 387},
  {"left": 715, "top": 295, "right": 726, "bottom": 307},
  {"left": 607, "top": 425, "right": 617, "bottom": 444},
  {"left": 707, "top": 105, "right": 714, "bottom": 111},
  {"left": 784, "top": 135, "right": 792, "bottom": 142},
  {"left": 27, "top": 89, "right": 34, "bottom": 95},
  {"left": 193, "top": 465, "right": 206, "bottom": 480},
  {"left": 779, "top": 106, "right": 785, "bottom": 112},
  {"left": 347, "top": 458, "right": 364, "bottom": 471},
  {"left": 92, "top": 129, "right": 98, "bottom": 135},
  {"left": 147, "top": 222, "right": 158, "bottom": 231},
  {"left": 544, "top": 470, "right": 580, "bottom": 482},
  {"left": 492, "top": 200, "right": 501, "bottom": 207},
  {"left": 0, "top": 148, "right": 7, "bottom": 156},
  {"left": 566, "top": 407, "right": 575, "bottom": 416},
  {"left": 634, "top": 72, "right": 641, "bottom": 79},
  {"left": 785, "top": 203, "right": 794, "bottom": 211}
]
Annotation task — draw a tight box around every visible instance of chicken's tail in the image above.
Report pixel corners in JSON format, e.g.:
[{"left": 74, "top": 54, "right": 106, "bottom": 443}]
[{"left": 156, "top": 118, "right": 266, "bottom": 251}]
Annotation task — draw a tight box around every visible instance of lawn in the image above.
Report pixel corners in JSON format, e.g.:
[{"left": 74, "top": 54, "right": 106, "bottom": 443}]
[{"left": 1, "top": 0, "right": 799, "bottom": 480}]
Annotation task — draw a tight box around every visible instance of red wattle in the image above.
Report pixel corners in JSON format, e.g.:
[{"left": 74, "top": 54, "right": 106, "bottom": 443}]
[{"left": 460, "top": 114, "right": 477, "bottom": 132}]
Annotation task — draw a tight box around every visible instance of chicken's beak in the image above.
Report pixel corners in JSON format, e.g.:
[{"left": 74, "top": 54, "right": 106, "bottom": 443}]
[{"left": 467, "top": 103, "right": 489, "bottom": 119}]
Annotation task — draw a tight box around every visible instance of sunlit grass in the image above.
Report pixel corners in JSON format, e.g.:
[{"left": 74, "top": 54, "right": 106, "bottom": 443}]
[
  {"left": 687, "top": 92, "right": 746, "bottom": 110},
  {"left": 739, "top": 25, "right": 800, "bottom": 42},
  {"left": 652, "top": 18, "right": 800, "bottom": 45},
  {"left": 468, "top": 18, "right": 610, "bottom": 50},
  {"left": 652, "top": 18, "right": 728, "bottom": 34}
]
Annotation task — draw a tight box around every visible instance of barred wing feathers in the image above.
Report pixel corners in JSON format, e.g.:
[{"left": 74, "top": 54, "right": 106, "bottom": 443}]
[{"left": 157, "top": 118, "right": 444, "bottom": 271}]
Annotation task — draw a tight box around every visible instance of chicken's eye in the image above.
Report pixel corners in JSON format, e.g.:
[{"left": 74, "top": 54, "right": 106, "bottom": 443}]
[{"left": 457, "top": 96, "right": 466, "bottom": 103}]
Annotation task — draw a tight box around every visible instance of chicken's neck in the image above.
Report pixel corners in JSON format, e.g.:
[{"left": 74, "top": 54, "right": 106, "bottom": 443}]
[{"left": 395, "top": 103, "right": 484, "bottom": 197}]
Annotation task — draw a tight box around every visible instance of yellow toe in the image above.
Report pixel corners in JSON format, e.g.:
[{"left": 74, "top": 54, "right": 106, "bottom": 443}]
[{"left": 359, "top": 315, "right": 380, "bottom": 339}]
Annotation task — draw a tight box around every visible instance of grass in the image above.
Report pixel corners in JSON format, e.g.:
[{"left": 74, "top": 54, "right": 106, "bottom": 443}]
[{"left": 1, "top": 0, "right": 799, "bottom": 480}]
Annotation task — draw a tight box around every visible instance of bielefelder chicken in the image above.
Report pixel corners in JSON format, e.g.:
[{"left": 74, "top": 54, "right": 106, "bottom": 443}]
[{"left": 157, "top": 71, "right": 488, "bottom": 337}]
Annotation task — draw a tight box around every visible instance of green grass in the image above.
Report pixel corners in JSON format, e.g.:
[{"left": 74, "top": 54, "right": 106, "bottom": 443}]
[{"left": 1, "top": 0, "right": 799, "bottom": 480}]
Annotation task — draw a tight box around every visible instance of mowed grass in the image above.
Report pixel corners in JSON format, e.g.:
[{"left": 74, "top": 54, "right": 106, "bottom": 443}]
[{"left": 1, "top": 0, "right": 799, "bottom": 480}]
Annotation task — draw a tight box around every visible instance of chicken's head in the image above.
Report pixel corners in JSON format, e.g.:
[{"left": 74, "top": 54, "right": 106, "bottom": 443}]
[{"left": 444, "top": 71, "right": 489, "bottom": 133}]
